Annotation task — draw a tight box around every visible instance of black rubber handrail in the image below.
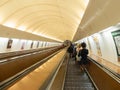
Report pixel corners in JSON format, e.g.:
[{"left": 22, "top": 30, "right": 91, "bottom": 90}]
[
  {"left": 0, "top": 46, "right": 59, "bottom": 60},
  {"left": 0, "top": 47, "right": 59, "bottom": 64}
]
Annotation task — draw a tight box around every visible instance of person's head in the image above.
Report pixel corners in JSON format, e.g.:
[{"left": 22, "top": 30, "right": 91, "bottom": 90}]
[
  {"left": 77, "top": 43, "right": 81, "bottom": 48},
  {"left": 81, "top": 42, "right": 86, "bottom": 48}
]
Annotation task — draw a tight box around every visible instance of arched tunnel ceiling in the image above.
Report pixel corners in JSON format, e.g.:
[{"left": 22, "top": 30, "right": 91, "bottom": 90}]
[{"left": 0, "top": 0, "right": 89, "bottom": 42}]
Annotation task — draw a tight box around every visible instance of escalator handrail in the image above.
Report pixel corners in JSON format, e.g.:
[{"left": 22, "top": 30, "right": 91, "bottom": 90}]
[
  {"left": 0, "top": 47, "right": 60, "bottom": 64},
  {"left": 0, "top": 46, "right": 59, "bottom": 60},
  {"left": 88, "top": 56, "right": 120, "bottom": 83},
  {"left": 46, "top": 52, "right": 67, "bottom": 89}
]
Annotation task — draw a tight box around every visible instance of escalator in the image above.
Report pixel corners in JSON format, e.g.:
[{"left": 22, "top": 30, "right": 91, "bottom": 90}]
[
  {"left": 0, "top": 46, "right": 63, "bottom": 85},
  {"left": 64, "top": 58, "right": 95, "bottom": 90}
]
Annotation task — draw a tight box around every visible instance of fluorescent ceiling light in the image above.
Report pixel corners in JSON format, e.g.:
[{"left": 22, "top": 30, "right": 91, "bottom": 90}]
[
  {"left": 17, "top": 26, "right": 26, "bottom": 31},
  {"left": 3, "top": 21, "right": 16, "bottom": 28}
]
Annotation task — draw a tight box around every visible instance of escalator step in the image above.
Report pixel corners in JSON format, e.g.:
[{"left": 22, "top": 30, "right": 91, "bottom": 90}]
[
  {"left": 64, "top": 58, "right": 95, "bottom": 90},
  {"left": 64, "top": 87, "right": 94, "bottom": 90}
]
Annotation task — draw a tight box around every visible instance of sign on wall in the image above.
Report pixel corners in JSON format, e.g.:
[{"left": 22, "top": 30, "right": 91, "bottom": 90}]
[
  {"left": 37, "top": 42, "right": 39, "bottom": 48},
  {"left": 87, "top": 38, "right": 92, "bottom": 54},
  {"left": 21, "top": 42, "right": 25, "bottom": 50},
  {"left": 7, "top": 39, "right": 13, "bottom": 49},
  {"left": 92, "top": 36, "right": 102, "bottom": 56},
  {"left": 111, "top": 30, "right": 120, "bottom": 56},
  {"left": 30, "top": 42, "right": 34, "bottom": 48}
]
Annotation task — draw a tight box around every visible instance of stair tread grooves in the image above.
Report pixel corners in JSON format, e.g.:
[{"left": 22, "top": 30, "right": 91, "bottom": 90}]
[{"left": 64, "top": 58, "right": 95, "bottom": 90}]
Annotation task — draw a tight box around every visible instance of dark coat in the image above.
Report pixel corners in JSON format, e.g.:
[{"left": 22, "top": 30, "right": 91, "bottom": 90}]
[
  {"left": 67, "top": 45, "right": 73, "bottom": 53},
  {"left": 78, "top": 48, "right": 89, "bottom": 64}
]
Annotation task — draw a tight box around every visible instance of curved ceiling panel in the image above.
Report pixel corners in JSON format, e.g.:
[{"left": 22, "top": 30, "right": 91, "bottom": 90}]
[
  {"left": 0, "top": 0, "right": 9, "bottom": 7},
  {"left": 0, "top": 0, "right": 88, "bottom": 42},
  {"left": 73, "top": 0, "right": 120, "bottom": 42}
]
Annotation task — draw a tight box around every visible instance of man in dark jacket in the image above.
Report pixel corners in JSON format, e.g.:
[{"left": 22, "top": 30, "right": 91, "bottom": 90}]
[
  {"left": 67, "top": 43, "right": 74, "bottom": 58},
  {"left": 78, "top": 42, "right": 89, "bottom": 71}
]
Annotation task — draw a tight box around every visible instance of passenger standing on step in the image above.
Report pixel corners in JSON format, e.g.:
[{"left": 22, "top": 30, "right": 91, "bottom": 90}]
[
  {"left": 67, "top": 42, "right": 74, "bottom": 59},
  {"left": 72, "top": 43, "right": 77, "bottom": 60},
  {"left": 78, "top": 42, "right": 89, "bottom": 71},
  {"left": 76, "top": 44, "right": 82, "bottom": 63}
]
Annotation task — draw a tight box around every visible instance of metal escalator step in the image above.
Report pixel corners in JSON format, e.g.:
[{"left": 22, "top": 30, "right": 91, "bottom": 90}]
[
  {"left": 64, "top": 82, "right": 93, "bottom": 87},
  {"left": 64, "top": 87, "right": 94, "bottom": 90},
  {"left": 64, "top": 58, "right": 95, "bottom": 90}
]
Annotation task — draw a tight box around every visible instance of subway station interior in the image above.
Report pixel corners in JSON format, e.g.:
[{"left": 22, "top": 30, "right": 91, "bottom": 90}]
[{"left": 0, "top": 0, "right": 120, "bottom": 90}]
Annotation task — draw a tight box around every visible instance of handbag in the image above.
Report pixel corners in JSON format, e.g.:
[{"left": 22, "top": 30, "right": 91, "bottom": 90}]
[{"left": 76, "top": 55, "right": 81, "bottom": 61}]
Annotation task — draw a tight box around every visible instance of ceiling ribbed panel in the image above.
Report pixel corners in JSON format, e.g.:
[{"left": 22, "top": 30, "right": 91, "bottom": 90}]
[{"left": 0, "top": 0, "right": 88, "bottom": 42}]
